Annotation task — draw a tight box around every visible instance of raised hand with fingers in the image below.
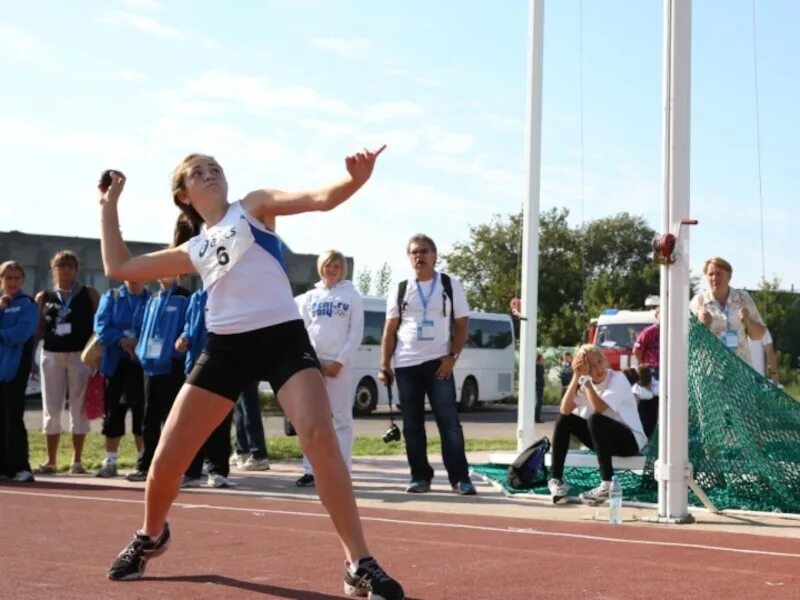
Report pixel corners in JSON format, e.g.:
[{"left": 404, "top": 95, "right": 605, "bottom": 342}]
[{"left": 346, "top": 145, "right": 387, "bottom": 185}]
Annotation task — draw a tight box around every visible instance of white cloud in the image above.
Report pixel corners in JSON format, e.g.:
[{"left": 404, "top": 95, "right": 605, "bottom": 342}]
[
  {"left": 159, "top": 70, "right": 355, "bottom": 117},
  {"left": 481, "top": 112, "right": 524, "bottom": 133},
  {"left": 312, "top": 36, "right": 372, "bottom": 58},
  {"left": 97, "top": 11, "right": 181, "bottom": 39},
  {"left": 364, "top": 101, "right": 425, "bottom": 122},
  {"left": 0, "top": 118, "right": 145, "bottom": 161},
  {"left": 384, "top": 67, "right": 441, "bottom": 89},
  {"left": 108, "top": 67, "right": 147, "bottom": 82},
  {"left": 0, "top": 24, "right": 51, "bottom": 68},
  {"left": 369, "top": 129, "right": 420, "bottom": 154},
  {"left": 427, "top": 129, "right": 475, "bottom": 155},
  {"left": 144, "top": 90, "right": 222, "bottom": 117},
  {"left": 295, "top": 117, "right": 359, "bottom": 138},
  {"left": 96, "top": 11, "right": 216, "bottom": 48},
  {"left": 120, "top": 0, "right": 161, "bottom": 10}
]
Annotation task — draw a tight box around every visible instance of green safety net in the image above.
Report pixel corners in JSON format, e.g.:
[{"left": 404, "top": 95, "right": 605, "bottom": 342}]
[{"left": 471, "top": 317, "right": 800, "bottom": 514}]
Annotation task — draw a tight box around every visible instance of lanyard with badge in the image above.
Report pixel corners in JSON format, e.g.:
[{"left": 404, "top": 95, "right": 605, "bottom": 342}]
[
  {"left": 415, "top": 273, "right": 438, "bottom": 341},
  {"left": 145, "top": 287, "right": 173, "bottom": 359},
  {"left": 54, "top": 285, "right": 76, "bottom": 336},
  {"left": 720, "top": 304, "right": 738, "bottom": 349},
  {"left": 123, "top": 291, "right": 144, "bottom": 339}
]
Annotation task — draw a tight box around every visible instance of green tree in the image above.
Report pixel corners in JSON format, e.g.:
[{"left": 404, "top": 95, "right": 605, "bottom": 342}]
[
  {"left": 356, "top": 270, "right": 372, "bottom": 296},
  {"left": 441, "top": 212, "right": 523, "bottom": 314},
  {"left": 443, "top": 209, "right": 662, "bottom": 347},
  {"left": 375, "top": 262, "right": 393, "bottom": 298},
  {"left": 751, "top": 279, "right": 800, "bottom": 375},
  {"left": 580, "top": 213, "right": 659, "bottom": 317},
  {"left": 442, "top": 208, "right": 586, "bottom": 345},
  {"left": 536, "top": 208, "right": 585, "bottom": 345}
]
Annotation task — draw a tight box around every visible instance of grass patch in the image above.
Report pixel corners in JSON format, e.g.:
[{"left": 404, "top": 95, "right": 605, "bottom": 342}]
[{"left": 27, "top": 432, "right": 516, "bottom": 471}]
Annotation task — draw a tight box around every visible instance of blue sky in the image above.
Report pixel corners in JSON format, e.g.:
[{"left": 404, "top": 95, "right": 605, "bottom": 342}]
[{"left": 1, "top": 0, "right": 797, "bottom": 297}]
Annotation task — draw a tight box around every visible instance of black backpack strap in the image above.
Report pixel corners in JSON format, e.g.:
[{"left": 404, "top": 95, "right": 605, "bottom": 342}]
[
  {"left": 397, "top": 280, "right": 408, "bottom": 322},
  {"left": 440, "top": 272, "right": 455, "bottom": 336}
]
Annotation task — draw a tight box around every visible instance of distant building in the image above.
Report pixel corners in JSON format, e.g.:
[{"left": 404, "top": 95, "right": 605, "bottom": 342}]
[{"left": 0, "top": 230, "right": 350, "bottom": 296}]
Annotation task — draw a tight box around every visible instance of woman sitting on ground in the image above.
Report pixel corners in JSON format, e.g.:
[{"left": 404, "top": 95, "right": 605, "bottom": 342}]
[{"left": 548, "top": 344, "right": 647, "bottom": 504}]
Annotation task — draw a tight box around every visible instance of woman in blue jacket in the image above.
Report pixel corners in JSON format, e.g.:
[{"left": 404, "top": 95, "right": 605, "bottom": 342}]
[
  {"left": 93, "top": 280, "right": 150, "bottom": 478},
  {"left": 176, "top": 289, "right": 235, "bottom": 487},
  {"left": 125, "top": 277, "right": 190, "bottom": 482},
  {"left": 0, "top": 261, "right": 39, "bottom": 482}
]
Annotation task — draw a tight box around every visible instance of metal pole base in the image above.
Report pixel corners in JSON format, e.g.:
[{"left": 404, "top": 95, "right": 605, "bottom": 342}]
[{"left": 641, "top": 513, "right": 696, "bottom": 525}]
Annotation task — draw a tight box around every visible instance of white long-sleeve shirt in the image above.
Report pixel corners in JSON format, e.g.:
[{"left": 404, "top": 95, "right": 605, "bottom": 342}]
[{"left": 295, "top": 280, "right": 364, "bottom": 366}]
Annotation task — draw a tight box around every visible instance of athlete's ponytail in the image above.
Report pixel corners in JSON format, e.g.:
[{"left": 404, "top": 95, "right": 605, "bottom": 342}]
[
  {"left": 170, "top": 153, "right": 209, "bottom": 247},
  {"left": 173, "top": 211, "right": 201, "bottom": 247}
]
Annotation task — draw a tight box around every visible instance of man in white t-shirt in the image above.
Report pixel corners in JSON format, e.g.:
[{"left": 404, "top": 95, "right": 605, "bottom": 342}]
[
  {"left": 749, "top": 327, "right": 780, "bottom": 385},
  {"left": 548, "top": 344, "right": 647, "bottom": 505},
  {"left": 379, "top": 234, "right": 475, "bottom": 496}
]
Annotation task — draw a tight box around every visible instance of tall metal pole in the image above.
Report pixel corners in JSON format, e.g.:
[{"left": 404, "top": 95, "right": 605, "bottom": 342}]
[
  {"left": 517, "top": 0, "right": 545, "bottom": 451},
  {"left": 656, "top": 0, "right": 693, "bottom": 523}
]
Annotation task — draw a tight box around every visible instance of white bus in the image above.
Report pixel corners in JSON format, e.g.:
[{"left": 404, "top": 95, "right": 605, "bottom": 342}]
[{"left": 351, "top": 296, "right": 515, "bottom": 415}]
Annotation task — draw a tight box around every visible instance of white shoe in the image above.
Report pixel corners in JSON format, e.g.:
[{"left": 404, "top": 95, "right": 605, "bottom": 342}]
[
  {"left": 240, "top": 456, "right": 270, "bottom": 471},
  {"left": 95, "top": 459, "right": 118, "bottom": 478},
  {"left": 580, "top": 484, "right": 610, "bottom": 505},
  {"left": 548, "top": 478, "right": 570, "bottom": 500},
  {"left": 12, "top": 470, "right": 34, "bottom": 482},
  {"left": 207, "top": 474, "right": 237, "bottom": 488},
  {"left": 229, "top": 453, "right": 249, "bottom": 467}
]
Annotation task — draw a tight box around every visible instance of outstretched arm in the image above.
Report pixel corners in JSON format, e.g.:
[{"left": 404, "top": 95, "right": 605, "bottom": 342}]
[
  {"left": 243, "top": 145, "right": 386, "bottom": 224},
  {"left": 99, "top": 171, "right": 195, "bottom": 282}
]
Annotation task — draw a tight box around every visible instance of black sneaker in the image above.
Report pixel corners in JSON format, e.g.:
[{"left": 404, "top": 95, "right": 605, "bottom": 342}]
[
  {"left": 295, "top": 473, "right": 315, "bottom": 487},
  {"left": 343, "top": 556, "right": 405, "bottom": 599},
  {"left": 125, "top": 470, "right": 148, "bottom": 482},
  {"left": 108, "top": 523, "right": 171, "bottom": 581}
]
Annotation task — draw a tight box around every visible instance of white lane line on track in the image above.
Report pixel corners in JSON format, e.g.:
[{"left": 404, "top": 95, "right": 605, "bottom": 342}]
[{"left": 2, "top": 488, "right": 799, "bottom": 559}]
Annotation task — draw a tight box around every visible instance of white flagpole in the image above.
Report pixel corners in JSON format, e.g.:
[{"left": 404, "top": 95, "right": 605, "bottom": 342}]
[
  {"left": 517, "top": 0, "right": 545, "bottom": 451},
  {"left": 656, "top": 0, "right": 694, "bottom": 523}
]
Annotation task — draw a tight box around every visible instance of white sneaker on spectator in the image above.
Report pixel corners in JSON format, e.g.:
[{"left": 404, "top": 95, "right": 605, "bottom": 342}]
[
  {"left": 548, "top": 478, "right": 570, "bottom": 503},
  {"left": 580, "top": 483, "right": 610, "bottom": 505},
  {"left": 207, "top": 474, "right": 237, "bottom": 488},
  {"left": 95, "top": 459, "right": 118, "bottom": 478},
  {"left": 240, "top": 456, "right": 270, "bottom": 471},
  {"left": 12, "top": 470, "right": 34, "bottom": 482},
  {"left": 229, "top": 453, "right": 249, "bottom": 468}
]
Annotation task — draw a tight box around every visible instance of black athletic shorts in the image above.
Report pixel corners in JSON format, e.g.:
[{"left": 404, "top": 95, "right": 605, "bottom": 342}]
[{"left": 186, "top": 319, "right": 321, "bottom": 401}]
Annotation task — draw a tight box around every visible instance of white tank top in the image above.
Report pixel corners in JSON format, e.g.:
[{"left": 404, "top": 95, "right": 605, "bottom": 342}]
[{"left": 187, "top": 201, "right": 300, "bottom": 334}]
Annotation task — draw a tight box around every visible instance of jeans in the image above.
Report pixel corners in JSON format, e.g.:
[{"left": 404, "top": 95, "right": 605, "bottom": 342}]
[
  {"left": 395, "top": 359, "right": 470, "bottom": 486},
  {"left": 234, "top": 381, "right": 268, "bottom": 459}
]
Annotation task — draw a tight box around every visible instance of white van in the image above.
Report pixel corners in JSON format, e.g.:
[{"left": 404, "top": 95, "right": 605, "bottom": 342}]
[{"left": 351, "top": 296, "right": 515, "bottom": 415}]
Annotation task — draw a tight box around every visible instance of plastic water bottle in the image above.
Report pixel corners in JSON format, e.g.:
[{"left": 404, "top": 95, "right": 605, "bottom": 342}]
[{"left": 608, "top": 475, "right": 623, "bottom": 525}]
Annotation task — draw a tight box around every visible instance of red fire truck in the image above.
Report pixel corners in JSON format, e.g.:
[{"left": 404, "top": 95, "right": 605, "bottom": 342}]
[{"left": 585, "top": 304, "right": 657, "bottom": 371}]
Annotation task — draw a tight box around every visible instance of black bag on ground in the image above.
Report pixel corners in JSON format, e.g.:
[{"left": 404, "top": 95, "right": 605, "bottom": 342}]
[{"left": 507, "top": 436, "right": 550, "bottom": 489}]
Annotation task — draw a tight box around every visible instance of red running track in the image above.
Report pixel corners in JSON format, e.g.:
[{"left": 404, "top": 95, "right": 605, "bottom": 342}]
[{"left": 1, "top": 481, "right": 798, "bottom": 599}]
